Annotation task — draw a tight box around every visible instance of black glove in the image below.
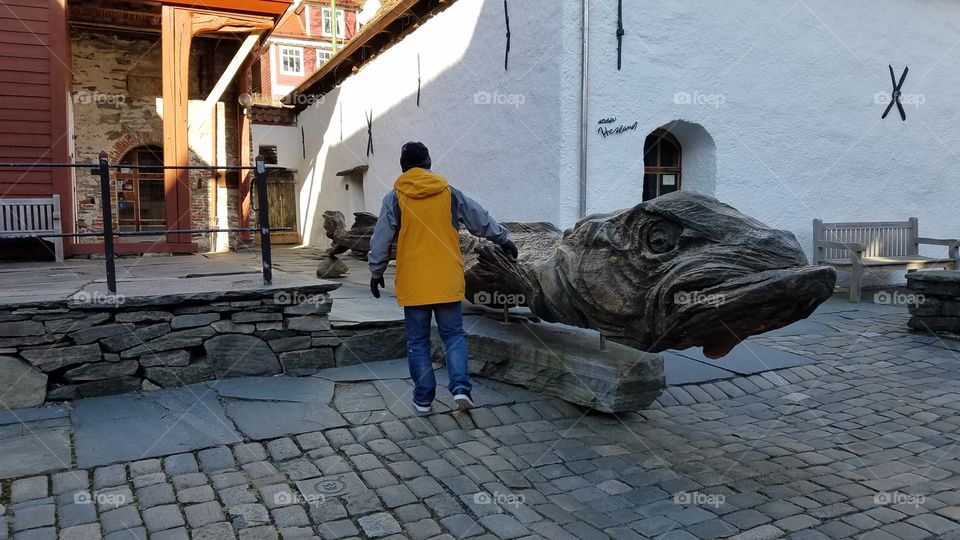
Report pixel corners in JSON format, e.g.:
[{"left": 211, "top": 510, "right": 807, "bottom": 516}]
[
  {"left": 500, "top": 238, "right": 519, "bottom": 260},
  {"left": 370, "top": 276, "right": 385, "bottom": 299}
]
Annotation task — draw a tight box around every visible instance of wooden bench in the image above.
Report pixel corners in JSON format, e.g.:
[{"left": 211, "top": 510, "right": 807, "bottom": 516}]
[
  {"left": 813, "top": 218, "right": 959, "bottom": 302},
  {"left": 0, "top": 195, "right": 64, "bottom": 262}
]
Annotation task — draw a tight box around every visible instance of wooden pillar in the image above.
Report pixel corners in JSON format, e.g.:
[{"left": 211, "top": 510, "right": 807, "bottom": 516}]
[
  {"left": 238, "top": 63, "right": 253, "bottom": 243},
  {"left": 161, "top": 6, "right": 193, "bottom": 244}
]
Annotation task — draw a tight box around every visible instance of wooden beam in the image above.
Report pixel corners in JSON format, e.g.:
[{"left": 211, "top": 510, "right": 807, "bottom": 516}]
[
  {"left": 155, "top": 0, "right": 290, "bottom": 17},
  {"left": 191, "top": 10, "right": 275, "bottom": 34},
  {"left": 190, "top": 31, "right": 262, "bottom": 132},
  {"left": 161, "top": 5, "right": 193, "bottom": 244}
]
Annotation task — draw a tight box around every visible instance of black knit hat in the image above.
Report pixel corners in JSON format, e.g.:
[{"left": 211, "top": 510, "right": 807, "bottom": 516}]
[{"left": 400, "top": 141, "right": 431, "bottom": 172}]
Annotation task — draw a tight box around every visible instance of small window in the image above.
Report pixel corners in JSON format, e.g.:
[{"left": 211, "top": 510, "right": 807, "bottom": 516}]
[
  {"left": 642, "top": 129, "right": 682, "bottom": 201},
  {"left": 258, "top": 145, "right": 279, "bottom": 165},
  {"left": 317, "top": 49, "right": 332, "bottom": 64},
  {"left": 321, "top": 7, "right": 346, "bottom": 37},
  {"left": 279, "top": 46, "right": 304, "bottom": 75}
]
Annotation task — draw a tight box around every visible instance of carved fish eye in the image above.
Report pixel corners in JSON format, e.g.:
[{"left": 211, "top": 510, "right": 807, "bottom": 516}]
[{"left": 646, "top": 221, "right": 682, "bottom": 254}]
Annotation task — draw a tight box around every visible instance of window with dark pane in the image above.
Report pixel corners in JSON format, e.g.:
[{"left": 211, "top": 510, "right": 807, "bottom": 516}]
[{"left": 642, "top": 129, "right": 682, "bottom": 201}]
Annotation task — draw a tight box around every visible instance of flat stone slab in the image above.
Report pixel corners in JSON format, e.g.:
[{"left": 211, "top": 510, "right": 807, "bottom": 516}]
[
  {"left": 66, "top": 273, "right": 340, "bottom": 309},
  {"left": 72, "top": 386, "right": 243, "bottom": 468},
  {"left": 669, "top": 342, "right": 813, "bottom": 376},
  {"left": 316, "top": 359, "right": 419, "bottom": 382},
  {"left": 0, "top": 404, "right": 70, "bottom": 426},
  {"left": 207, "top": 377, "right": 335, "bottom": 403},
  {"left": 0, "top": 423, "right": 72, "bottom": 479},
  {"left": 458, "top": 316, "right": 664, "bottom": 412},
  {"left": 222, "top": 401, "right": 346, "bottom": 440},
  {"left": 328, "top": 286, "right": 404, "bottom": 328},
  {"left": 662, "top": 352, "right": 736, "bottom": 385}
]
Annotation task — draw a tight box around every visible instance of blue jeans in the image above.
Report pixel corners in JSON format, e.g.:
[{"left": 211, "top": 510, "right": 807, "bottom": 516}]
[{"left": 404, "top": 301, "right": 472, "bottom": 406}]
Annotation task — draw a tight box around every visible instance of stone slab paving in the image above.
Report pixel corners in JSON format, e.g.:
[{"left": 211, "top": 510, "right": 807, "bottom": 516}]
[{"left": 5, "top": 295, "right": 960, "bottom": 538}]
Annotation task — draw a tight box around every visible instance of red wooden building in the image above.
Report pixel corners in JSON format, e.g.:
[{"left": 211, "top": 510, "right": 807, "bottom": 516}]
[{"left": 0, "top": 0, "right": 291, "bottom": 258}]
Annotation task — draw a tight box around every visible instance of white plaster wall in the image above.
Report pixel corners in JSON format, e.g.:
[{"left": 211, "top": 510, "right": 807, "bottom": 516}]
[
  {"left": 293, "top": 0, "right": 582, "bottom": 248},
  {"left": 252, "top": 124, "right": 303, "bottom": 170},
  {"left": 586, "top": 0, "right": 960, "bottom": 276},
  {"left": 294, "top": 0, "right": 960, "bottom": 290}
]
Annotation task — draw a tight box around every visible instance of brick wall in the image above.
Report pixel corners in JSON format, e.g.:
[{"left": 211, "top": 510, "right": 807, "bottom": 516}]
[{"left": 70, "top": 29, "right": 243, "bottom": 252}]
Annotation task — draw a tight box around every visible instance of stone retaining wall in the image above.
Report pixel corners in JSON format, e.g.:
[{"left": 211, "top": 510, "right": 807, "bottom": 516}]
[
  {"left": 0, "top": 288, "right": 345, "bottom": 410},
  {"left": 907, "top": 270, "right": 960, "bottom": 335}
]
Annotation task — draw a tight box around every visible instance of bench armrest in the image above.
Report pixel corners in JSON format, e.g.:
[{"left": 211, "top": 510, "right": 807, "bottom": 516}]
[
  {"left": 817, "top": 240, "right": 864, "bottom": 263},
  {"left": 917, "top": 237, "right": 960, "bottom": 247}
]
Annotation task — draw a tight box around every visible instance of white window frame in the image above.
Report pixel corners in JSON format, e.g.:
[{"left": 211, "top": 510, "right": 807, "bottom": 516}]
[
  {"left": 316, "top": 48, "right": 332, "bottom": 65},
  {"left": 279, "top": 46, "right": 304, "bottom": 76},
  {"left": 321, "top": 6, "right": 346, "bottom": 38}
]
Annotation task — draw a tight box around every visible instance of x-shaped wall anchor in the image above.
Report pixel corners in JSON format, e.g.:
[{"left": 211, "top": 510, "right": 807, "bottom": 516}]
[
  {"left": 616, "top": 0, "right": 624, "bottom": 70},
  {"left": 882, "top": 64, "right": 909, "bottom": 121},
  {"left": 366, "top": 110, "right": 374, "bottom": 157},
  {"left": 504, "top": 0, "right": 511, "bottom": 71}
]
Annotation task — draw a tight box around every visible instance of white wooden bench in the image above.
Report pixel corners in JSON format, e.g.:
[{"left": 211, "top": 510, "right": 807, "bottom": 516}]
[
  {"left": 0, "top": 195, "right": 64, "bottom": 262},
  {"left": 813, "top": 218, "right": 959, "bottom": 302}
]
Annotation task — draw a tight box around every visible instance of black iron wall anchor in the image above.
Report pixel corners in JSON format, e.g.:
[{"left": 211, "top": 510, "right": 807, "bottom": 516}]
[
  {"left": 882, "top": 64, "right": 909, "bottom": 121},
  {"left": 616, "top": 0, "right": 624, "bottom": 70},
  {"left": 504, "top": 0, "right": 511, "bottom": 71},
  {"left": 366, "top": 109, "right": 374, "bottom": 157}
]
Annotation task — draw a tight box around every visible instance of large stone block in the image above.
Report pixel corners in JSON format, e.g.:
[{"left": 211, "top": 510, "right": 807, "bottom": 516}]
[
  {"left": 203, "top": 335, "right": 281, "bottom": 377},
  {"left": 44, "top": 313, "right": 111, "bottom": 333},
  {"left": 279, "top": 349, "right": 335, "bottom": 373},
  {"left": 120, "top": 327, "right": 213, "bottom": 358},
  {"left": 334, "top": 327, "right": 407, "bottom": 366},
  {"left": 170, "top": 313, "right": 220, "bottom": 330},
  {"left": 447, "top": 317, "right": 664, "bottom": 413},
  {"left": 144, "top": 361, "right": 215, "bottom": 388},
  {"left": 22, "top": 344, "right": 103, "bottom": 372},
  {"left": 139, "top": 350, "right": 190, "bottom": 368},
  {"left": 64, "top": 360, "right": 139, "bottom": 382},
  {"left": 102, "top": 323, "right": 172, "bottom": 353},
  {"left": 0, "top": 320, "right": 44, "bottom": 337},
  {"left": 0, "top": 356, "right": 47, "bottom": 410},
  {"left": 69, "top": 323, "right": 135, "bottom": 345},
  {"left": 286, "top": 316, "right": 330, "bottom": 332}
]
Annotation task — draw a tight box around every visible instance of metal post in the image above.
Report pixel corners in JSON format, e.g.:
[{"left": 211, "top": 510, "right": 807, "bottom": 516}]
[
  {"left": 254, "top": 156, "right": 272, "bottom": 285},
  {"left": 599, "top": 333, "right": 607, "bottom": 351},
  {"left": 98, "top": 151, "right": 117, "bottom": 294}
]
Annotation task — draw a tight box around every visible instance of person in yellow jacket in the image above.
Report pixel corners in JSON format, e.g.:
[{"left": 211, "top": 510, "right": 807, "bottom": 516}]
[{"left": 368, "top": 142, "right": 517, "bottom": 413}]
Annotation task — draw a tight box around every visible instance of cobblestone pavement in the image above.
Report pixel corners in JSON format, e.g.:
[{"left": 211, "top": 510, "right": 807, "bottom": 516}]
[{"left": 4, "top": 301, "right": 960, "bottom": 540}]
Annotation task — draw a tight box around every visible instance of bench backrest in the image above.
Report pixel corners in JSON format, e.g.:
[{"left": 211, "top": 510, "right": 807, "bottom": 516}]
[
  {"left": 0, "top": 195, "right": 61, "bottom": 234},
  {"left": 813, "top": 218, "right": 918, "bottom": 263}
]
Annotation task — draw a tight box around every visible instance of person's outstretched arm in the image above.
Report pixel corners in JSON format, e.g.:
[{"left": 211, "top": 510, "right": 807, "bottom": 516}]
[
  {"left": 368, "top": 191, "right": 400, "bottom": 297},
  {"left": 451, "top": 187, "right": 517, "bottom": 258}
]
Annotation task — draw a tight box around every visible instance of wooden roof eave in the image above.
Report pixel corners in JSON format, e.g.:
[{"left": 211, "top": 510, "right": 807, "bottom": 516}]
[{"left": 284, "top": 0, "right": 456, "bottom": 111}]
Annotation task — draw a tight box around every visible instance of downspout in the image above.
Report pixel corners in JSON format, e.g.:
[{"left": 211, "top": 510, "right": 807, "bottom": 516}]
[{"left": 578, "top": 0, "right": 589, "bottom": 218}]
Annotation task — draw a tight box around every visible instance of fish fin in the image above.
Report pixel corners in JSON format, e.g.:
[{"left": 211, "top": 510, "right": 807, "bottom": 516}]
[{"left": 471, "top": 243, "right": 535, "bottom": 305}]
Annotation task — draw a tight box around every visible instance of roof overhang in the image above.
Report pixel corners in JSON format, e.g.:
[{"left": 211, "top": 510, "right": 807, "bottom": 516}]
[{"left": 283, "top": 0, "right": 458, "bottom": 112}]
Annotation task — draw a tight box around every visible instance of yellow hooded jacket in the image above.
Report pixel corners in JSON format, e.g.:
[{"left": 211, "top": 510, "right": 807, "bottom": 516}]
[{"left": 368, "top": 168, "right": 508, "bottom": 307}]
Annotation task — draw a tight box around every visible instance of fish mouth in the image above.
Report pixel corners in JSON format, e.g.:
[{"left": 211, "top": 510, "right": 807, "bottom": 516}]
[{"left": 653, "top": 265, "right": 837, "bottom": 358}]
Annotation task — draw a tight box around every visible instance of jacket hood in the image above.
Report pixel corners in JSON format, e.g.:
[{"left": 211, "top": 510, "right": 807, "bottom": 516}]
[{"left": 394, "top": 168, "right": 449, "bottom": 199}]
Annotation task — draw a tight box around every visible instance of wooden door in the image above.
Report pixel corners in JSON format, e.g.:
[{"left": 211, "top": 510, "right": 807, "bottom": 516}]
[{"left": 256, "top": 173, "right": 300, "bottom": 244}]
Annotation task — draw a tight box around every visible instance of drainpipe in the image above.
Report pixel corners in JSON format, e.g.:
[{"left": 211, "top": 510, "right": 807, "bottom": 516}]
[{"left": 578, "top": 0, "right": 589, "bottom": 218}]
